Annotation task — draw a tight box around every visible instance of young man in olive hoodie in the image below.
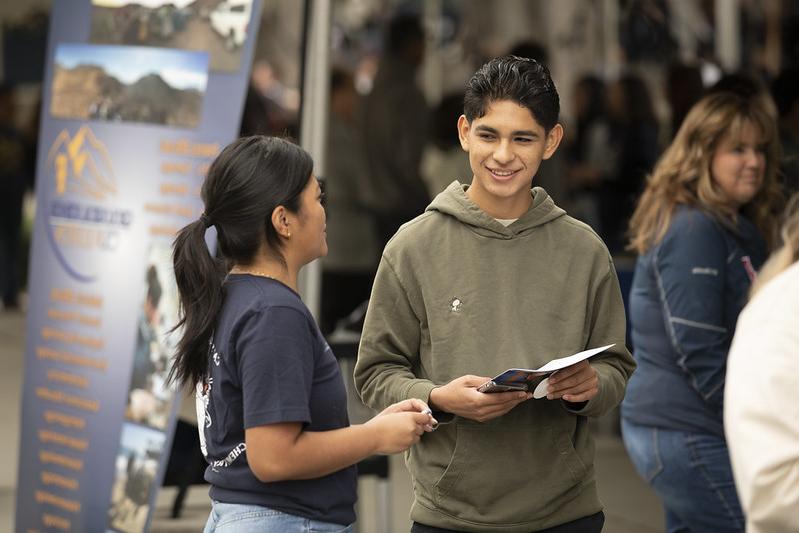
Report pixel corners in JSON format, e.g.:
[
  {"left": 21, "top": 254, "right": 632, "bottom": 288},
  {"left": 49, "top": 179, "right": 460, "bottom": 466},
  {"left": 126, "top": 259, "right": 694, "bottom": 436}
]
[{"left": 354, "top": 56, "right": 635, "bottom": 533}]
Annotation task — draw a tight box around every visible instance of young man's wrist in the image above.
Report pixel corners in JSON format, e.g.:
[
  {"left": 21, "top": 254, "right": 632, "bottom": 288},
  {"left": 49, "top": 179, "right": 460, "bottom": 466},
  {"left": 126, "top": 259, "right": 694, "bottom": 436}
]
[
  {"left": 427, "top": 386, "right": 456, "bottom": 425},
  {"left": 428, "top": 386, "right": 446, "bottom": 412}
]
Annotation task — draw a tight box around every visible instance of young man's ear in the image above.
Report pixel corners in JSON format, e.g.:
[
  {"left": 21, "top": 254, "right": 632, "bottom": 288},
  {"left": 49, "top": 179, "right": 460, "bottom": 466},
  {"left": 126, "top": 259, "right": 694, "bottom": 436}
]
[
  {"left": 542, "top": 123, "right": 564, "bottom": 160},
  {"left": 457, "top": 114, "right": 470, "bottom": 152}
]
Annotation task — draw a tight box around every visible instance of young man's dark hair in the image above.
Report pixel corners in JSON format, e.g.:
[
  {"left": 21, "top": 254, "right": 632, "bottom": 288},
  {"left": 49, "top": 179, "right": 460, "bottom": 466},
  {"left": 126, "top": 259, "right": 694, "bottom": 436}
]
[{"left": 463, "top": 55, "right": 560, "bottom": 132}]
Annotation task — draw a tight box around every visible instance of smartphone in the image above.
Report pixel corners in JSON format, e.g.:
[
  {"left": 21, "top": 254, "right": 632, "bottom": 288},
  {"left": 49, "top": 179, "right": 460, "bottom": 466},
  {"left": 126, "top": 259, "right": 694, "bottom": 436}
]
[{"left": 477, "top": 380, "right": 529, "bottom": 393}]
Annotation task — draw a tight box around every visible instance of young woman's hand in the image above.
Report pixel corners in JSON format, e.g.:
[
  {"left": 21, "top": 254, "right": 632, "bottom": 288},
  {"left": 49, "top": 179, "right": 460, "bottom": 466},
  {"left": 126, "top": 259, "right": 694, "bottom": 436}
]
[
  {"left": 366, "top": 402, "right": 436, "bottom": 454},
  {"left": 377, "top": 398, "right": 438, "bottom": 431}
]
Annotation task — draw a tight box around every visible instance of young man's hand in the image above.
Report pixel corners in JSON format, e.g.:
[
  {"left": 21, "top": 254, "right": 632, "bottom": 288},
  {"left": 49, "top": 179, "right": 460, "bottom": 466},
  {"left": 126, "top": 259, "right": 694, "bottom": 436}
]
[
  {"left": 545, "top": 360, "right": 599, "bottom": 403},
  {"left": 429, "top": 375, "right": 532, "bottom": 423}
]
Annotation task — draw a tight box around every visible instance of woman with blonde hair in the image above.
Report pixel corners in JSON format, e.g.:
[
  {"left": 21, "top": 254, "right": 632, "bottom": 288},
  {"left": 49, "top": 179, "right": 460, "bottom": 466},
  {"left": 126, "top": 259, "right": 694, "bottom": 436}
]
[
  {"left": 621, "top": 91, "right": 783, "bottom": 533},
  {"left": 725, "top": 195, "right": 799, "bottom": 533}
]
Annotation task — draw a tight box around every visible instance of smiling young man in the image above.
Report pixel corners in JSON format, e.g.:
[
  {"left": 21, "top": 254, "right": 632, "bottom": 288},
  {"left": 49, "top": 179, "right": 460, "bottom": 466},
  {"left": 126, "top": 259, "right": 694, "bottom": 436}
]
[{"left": 355, "top": 56, "right": 635, "bottom": 533}]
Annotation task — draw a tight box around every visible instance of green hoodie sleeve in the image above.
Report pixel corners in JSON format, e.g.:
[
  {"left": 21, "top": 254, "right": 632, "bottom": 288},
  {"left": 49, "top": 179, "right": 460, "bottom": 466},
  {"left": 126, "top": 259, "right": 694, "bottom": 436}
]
[
  {"left": 564, "top": 261, "right": 636, "bottom": 417},
  {"left": 354, "top": 254, "right": 435, "bottom": 410}
]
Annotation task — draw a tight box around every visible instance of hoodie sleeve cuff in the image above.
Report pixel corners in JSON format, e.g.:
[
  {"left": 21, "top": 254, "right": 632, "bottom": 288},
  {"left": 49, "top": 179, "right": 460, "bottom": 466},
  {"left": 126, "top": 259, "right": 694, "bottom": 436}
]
[
  {"left": 406, "top": 380, "right": 456, "bottom": 424},
  {"left": 561, "top": 399, "right": 589, "bottom": 412}
]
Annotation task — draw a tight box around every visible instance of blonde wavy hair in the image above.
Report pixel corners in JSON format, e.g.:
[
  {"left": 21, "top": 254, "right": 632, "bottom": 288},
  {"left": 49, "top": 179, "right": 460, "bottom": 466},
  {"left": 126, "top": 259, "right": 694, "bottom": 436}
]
[
  {"left": 628, "top": 92, "right": 783, "bottom": 254},
  {"left": 751, "top": 194, "right": 799, "bottom": 295}
]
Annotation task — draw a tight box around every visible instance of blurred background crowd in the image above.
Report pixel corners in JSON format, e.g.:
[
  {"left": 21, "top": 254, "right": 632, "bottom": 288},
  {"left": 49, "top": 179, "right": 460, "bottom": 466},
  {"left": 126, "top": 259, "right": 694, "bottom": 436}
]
[
  {"left": 3, "top": 0, "right": 799, "bottom": 325},
  {"left": 4, "top": 2, "right": 799, "bottom": 531}
]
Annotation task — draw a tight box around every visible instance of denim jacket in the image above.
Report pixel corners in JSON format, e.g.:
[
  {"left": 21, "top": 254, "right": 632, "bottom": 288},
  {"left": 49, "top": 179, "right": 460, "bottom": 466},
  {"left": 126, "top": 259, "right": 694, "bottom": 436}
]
[{"left": 622, "top": 206, "right": 767, "bottom": 436}]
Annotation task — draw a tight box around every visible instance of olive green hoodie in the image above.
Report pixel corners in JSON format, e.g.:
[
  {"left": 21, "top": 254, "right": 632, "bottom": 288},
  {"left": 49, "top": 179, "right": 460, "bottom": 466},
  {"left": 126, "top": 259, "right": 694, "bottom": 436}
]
[{"left": 354, "top": 182, "right": 635, "bottom": 532}]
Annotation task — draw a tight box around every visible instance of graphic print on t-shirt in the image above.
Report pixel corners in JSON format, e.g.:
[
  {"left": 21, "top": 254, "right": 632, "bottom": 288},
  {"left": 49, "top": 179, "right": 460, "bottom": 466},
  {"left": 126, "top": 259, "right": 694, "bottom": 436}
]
[
  {"left": 195, "top": 378, "right": 211, "bottom": 457},
  {"left": 195, "top": 339, "right": 247, "bottom": 470}
]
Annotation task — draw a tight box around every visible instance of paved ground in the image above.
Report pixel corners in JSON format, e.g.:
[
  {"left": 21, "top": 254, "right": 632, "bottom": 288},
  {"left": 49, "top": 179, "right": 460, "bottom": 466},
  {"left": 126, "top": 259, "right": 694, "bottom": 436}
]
[{"left": 0, "top": 305, "right": 664, "bottom": 532}]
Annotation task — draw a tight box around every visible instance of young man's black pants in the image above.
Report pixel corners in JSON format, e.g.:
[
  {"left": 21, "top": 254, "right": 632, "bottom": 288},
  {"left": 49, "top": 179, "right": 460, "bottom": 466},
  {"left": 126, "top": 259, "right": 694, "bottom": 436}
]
[{"left": 411, "top": 511, "right": 604, "bottom": 533}]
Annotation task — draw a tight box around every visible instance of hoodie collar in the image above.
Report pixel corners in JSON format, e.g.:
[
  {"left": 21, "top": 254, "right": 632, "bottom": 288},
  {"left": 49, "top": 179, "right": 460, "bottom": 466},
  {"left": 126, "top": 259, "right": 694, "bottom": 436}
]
[{"left": 426, "top": 181, "right": 566, "bottom": 239}]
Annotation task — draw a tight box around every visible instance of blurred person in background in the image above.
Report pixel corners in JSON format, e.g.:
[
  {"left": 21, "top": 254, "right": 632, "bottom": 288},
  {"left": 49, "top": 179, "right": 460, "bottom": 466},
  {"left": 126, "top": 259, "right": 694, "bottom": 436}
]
[
  {"left": 0, "top": 84, "right": 28, "bottom": 310},
  {"left": 707, "top": 72, "right": 777, "bottom": 119},
  {"left": 239, "top": 61, "right": 300, "bottom": 138},
  {"left": 622, "top": 92, "right": 783, "bottom": 533},
  {"left": 601, "top": 74, "right": 660, "bottom": 254},
  {"left": 566, "top": 74, "right": 610, "bottom": 231},
  {"left": 320, "top": 68, "right": 379, "bottom": 334},
  {"left": 725, "top": 194, "right": 799, "bottom": 533},
  {"left": 507, "top": 40, "right": 548, "bottom": 64},
  {"left": 770, "top": 68, "right": 799, "bottom": 196},
  {"left": 361, "top": 13, "right": 431, "bottom": 249},
  {"left": 130, "top": 265, "right": 162, "bottom": 392},
  {"left": 420, "top": 92, "right": 471, "bottom": 198},
  {"left": 665, "top": 62, "right": 704, "bottom": 137}
]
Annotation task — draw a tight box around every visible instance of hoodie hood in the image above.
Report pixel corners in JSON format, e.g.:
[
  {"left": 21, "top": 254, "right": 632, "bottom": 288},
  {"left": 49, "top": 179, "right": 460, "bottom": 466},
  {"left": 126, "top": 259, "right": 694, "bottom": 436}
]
[{"left": 427, "top": 181, "right": 566, "bottom": 239}]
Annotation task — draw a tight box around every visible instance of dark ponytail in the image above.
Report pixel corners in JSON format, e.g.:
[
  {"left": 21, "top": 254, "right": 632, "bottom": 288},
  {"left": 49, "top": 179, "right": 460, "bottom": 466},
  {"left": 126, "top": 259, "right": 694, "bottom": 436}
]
[
  {"left": 168, "top": 218, "right": 226, "bottom": 390},
  {"left": 168, "top": 136, "right": 313, "bottom": 389}
]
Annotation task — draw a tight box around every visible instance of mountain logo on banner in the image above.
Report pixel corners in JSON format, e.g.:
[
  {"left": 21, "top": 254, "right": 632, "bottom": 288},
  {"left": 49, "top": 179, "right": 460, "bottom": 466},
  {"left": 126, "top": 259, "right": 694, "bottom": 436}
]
[
  {"left": 48, "top": 125, "right": 117, "bottom": 200},
  {"left": 44, "top": 125, "right": 133, "bottom": 283}
]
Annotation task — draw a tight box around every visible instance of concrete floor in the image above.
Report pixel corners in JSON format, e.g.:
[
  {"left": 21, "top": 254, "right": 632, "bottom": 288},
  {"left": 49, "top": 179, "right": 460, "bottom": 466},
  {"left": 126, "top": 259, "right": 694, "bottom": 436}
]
[{"left": 0, "top": 306, "right": 664, "bottom": 532}]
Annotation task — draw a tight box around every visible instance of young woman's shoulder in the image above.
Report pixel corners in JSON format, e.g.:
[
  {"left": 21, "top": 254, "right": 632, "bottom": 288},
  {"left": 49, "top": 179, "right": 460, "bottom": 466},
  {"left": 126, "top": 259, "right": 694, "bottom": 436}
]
[{"left": 224, "top": 278, "right": 314, "bottom": 333}]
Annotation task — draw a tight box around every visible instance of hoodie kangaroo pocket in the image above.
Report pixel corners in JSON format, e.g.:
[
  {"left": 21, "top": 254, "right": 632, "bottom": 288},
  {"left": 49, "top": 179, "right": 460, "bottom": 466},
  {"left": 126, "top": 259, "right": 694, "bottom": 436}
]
[
  {"left": 431, "top": 421, "right": 591, "bottom": 523},
  {"left": 433, "top": 424, "right": 473, "bottom": 502}
]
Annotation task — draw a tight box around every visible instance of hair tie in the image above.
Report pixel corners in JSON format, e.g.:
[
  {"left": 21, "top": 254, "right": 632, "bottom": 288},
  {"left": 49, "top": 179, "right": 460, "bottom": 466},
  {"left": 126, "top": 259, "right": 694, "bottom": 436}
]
[{"left": 200, "top": 213, "right": 213, "bottom": 228}]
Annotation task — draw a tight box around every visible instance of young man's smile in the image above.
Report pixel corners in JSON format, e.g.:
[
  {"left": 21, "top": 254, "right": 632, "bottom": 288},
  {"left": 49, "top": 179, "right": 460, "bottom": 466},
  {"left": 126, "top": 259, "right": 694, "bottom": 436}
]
[{"left": 486, "top": 166, "right": 522, "bottom": 180}]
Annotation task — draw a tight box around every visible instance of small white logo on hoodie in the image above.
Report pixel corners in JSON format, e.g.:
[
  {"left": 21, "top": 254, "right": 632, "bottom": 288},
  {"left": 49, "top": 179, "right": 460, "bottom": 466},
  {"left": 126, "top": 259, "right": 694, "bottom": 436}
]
[{"left": 450, "top": 298, "right": 463, "bottom": 313}]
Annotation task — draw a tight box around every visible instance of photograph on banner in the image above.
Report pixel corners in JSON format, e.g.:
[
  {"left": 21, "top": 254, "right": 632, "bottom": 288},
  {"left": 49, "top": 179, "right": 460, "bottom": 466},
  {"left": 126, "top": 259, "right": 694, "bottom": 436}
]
[
  {"left": 89, "top": 0, "right": 253, "bottom": 72},
  {"left": 125, "top": 244, "right": 179, "bottom": 430},
  {"left": 51, "top": 43, "right": 209, "bottom": 128},
  {"left": 107, "top": 423, "right": 166, "bottom": 532}
]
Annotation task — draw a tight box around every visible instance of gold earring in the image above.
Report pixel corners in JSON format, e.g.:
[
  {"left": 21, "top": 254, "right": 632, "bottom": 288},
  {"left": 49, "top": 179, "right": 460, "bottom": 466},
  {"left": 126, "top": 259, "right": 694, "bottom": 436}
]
[{"left": 287, "top": 232, "right": 291, "bottom": 239}]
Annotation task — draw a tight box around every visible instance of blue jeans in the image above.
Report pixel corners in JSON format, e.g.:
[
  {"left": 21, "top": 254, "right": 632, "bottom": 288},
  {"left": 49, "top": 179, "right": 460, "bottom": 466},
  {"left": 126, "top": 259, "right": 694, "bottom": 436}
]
[
  {"left": 621, "top": 419, "right": 744, "bottom": 533},
  {"left": 203, "top": 501, "right": 354, "bottom": 532}
]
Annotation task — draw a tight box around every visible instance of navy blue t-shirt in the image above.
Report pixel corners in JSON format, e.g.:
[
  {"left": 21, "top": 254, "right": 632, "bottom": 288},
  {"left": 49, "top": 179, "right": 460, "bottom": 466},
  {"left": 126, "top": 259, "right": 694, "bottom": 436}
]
[{"left": 196, "top": 274, "right": 357, "bottom": 525}]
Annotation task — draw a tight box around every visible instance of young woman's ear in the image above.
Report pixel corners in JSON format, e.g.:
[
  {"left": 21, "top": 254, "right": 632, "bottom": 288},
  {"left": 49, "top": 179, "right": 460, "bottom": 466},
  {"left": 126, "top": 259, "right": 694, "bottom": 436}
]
[{"left": 271, "top": 206, "right": 292, "bottom": 239}]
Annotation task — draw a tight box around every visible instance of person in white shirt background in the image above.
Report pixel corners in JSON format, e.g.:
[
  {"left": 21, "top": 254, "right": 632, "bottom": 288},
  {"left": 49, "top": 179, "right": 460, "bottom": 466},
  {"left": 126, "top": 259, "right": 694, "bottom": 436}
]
[{"left": 725, "top": 193, "right": 799, "bottom": 533}]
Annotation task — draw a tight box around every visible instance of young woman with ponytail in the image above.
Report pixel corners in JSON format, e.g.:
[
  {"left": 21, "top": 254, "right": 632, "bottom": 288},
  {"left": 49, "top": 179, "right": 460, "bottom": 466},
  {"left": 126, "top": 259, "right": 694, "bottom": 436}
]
[{"left": 169, "top": 136, "right": 435, "bottom": 532}]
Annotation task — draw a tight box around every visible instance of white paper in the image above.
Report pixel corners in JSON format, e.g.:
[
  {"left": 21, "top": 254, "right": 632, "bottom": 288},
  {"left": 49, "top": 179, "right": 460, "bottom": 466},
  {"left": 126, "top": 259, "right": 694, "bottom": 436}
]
[{"left": 534, "top": 344, "right": 615, "bottom": 373}]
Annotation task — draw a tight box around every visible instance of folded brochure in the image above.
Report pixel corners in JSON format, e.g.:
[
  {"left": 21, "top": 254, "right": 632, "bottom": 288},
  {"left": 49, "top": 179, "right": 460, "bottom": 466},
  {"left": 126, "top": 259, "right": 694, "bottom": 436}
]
[{"left": 477, "top": 344, "right": 615, "bottom": 395}]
